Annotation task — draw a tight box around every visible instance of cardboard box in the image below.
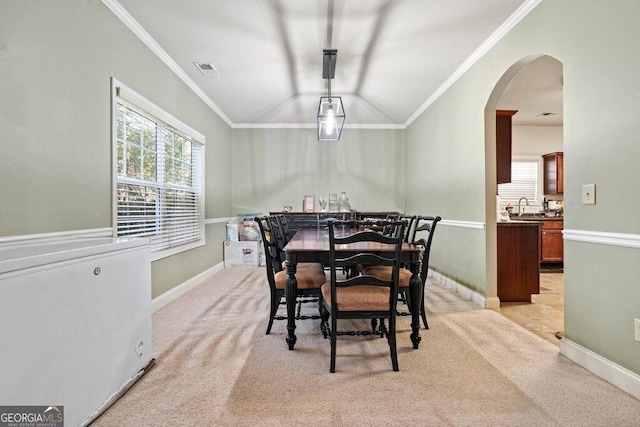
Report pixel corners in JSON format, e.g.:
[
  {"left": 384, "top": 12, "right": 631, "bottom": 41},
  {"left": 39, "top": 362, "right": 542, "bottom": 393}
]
[{"left": 223, "top": 241, "right": 261, "bottom": 268}]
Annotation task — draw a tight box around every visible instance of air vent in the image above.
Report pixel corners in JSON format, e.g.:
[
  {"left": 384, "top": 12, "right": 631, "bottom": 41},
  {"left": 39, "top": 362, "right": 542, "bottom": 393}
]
[
  {"left": 537, "top": 112, "right": 560, "bottom": 117},
  {"left": 193, "top": 62, "right": 221, "bottom": 76}
]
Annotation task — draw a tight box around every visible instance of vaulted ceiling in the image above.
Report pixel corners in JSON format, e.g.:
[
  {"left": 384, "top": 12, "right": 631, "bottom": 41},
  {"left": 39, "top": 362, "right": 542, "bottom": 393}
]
[{"left": 111, "top": 0, "right": 561, "bottom": 128}]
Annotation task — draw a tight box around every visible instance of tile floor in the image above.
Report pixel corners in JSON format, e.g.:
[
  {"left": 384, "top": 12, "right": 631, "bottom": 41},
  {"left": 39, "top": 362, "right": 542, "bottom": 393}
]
[{"left": 494, "top": 272, "right": 564, "bottom": 346}]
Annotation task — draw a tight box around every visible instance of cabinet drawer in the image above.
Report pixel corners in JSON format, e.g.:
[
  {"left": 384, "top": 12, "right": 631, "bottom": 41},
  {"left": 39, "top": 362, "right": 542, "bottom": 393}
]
[{"left": 541, "top": 220, "right": 563, "bottom": 230}]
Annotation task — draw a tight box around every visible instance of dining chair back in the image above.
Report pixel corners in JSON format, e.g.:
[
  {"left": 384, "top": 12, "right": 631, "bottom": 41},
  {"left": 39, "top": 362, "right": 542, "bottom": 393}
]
[
  {"left": 321, "top": 219, "right": 406, "bottom": 372},
  {"left": 402, "top": 215, "right": 419, "bottom": 243},
  {"left": 266, "top": 215, "right": 287, "bottom": 268},
  {"left": 255, "top": 216, "right": 326, "bottom": 335},
  {"left": 362, "top": 215, "right": 441, "bottom": 329},
  {"left": 269, "top": 214, "right": 324, "bottom": 272},
  {"left": 273, "top": 213, "right": 298, "bottom": 243},
  {"left": 411, "top": 215, "right": 441, "bottom": 322}
]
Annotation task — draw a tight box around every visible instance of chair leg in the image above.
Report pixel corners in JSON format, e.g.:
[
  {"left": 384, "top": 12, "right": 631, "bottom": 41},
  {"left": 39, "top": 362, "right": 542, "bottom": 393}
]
[
  {"left": 317, "top": 290, "right": 324, "bottom": 319},
  {"left": 330, "top": 315, "right": 337, "bottom": 373},
  {"left": 388, "top": 316, "right": 399, "bottom": 372},
  {"left": 321, "top": 305, "right": 330, "bottom": 338},
  {"left": 266, "top": 290, "right": 279, "bottom": 335},
  {"left": 420, "top": 298, "right": 429, "bottom": 330},
  {"left": 399, "top": 291, "right": 408, "bottom": 305}
]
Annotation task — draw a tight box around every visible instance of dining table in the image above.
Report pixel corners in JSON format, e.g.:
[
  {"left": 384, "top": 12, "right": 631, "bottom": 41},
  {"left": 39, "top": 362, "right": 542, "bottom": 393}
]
[{"left": 283, "top": 228, "right": 425, "bottom": 350}]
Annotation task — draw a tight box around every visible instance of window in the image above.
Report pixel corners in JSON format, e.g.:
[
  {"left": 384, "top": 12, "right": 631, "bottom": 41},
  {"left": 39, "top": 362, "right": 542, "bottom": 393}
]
[
  {"left": 498, "top": 160, "right": 539, "bottom": 203},
  {"left": 112, "top": 79, "right": 205, "bottom": 259}
]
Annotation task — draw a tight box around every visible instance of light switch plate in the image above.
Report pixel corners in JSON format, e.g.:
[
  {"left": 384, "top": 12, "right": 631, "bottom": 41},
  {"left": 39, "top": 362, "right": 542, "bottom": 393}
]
[
  {"left": 582, "top": 184, "right": 596, "bottom": 205},
  {"left": 635, "top": 319, "right": 640, "bottom": 343}
]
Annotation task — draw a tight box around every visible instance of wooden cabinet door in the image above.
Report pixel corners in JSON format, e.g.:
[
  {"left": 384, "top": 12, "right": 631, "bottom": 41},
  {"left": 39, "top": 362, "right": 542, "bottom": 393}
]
[
  {"left": 556, "top": 152, "right": 564, "bottom": 194},
  {"left": 543, "top": 152, "right": 564, "bottom": 195},
  {"left": 541, "top": 220, "right": 564, "bottom": 262},
  {"left": 496, "top": 110, "right": 518, "bottom": 185},
  {"left": 497, "top": 223, "right": 540, "bottom": 302}
]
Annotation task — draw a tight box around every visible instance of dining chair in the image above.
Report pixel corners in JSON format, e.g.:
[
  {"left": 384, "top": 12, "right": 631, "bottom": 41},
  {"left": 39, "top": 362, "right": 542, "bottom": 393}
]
[
  {"left": 363, "top": 215, "right": 441, "bottom": 329},
  {"left": 273, "top": 213, "right": 298, "bottom": 243},
  {"left": 321, "top": 219, "right": 406, "bottom": 373},
  {"left": 267, "top": 215, "right": 324, "bottom": 272},
  {"left": 255, "top": 216, "right": 326, "bottom": 335}
]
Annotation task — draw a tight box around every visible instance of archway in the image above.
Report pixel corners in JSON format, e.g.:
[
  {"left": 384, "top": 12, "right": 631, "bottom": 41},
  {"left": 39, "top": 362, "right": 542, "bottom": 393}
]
[{"left": 485, "top": 54, "right": 565, "bottom": 344}]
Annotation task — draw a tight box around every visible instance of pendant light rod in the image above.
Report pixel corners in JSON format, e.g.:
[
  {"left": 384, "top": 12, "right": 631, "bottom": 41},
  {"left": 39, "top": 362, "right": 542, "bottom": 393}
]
[{"left": 322, "top": 49, "right": 337, "bottom": 79}]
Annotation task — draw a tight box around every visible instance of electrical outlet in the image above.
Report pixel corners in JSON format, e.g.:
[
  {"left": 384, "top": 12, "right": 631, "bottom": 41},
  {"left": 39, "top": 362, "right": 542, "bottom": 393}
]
[
  {"left": 635, "top": 319, "right": 640, "bottom": 343},
  {"left": 582, "top": 184, "right": 596, "bottom": 205}
]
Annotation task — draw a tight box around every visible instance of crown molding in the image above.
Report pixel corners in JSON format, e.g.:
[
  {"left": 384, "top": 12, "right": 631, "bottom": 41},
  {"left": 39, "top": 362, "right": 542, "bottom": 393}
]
[
  {"left": 231, "top": 123, "right": 405, "bottom": 130},
  {"left": 101, "top": 0, "right": 233, "bottom": 127},
  {"left": 404, "top": 0, "right": 542, "bottom": 128},
  {"left": 103, "top": 0, "right": 541, "bottom": 131}
]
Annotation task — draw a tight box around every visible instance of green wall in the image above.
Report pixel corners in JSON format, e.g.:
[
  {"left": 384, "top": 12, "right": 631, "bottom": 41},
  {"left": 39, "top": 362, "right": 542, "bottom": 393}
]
[
  {"left": 231, "top": 128, "right": 406, "bottom": 215},
  {"left": 0, "top": 0, "right": 232, "bottom": 298},
  {"left": 405, "top": 0, "right": 640, "bottom": 374},
  {"left": 2, "top": 0, "right": 639, "bottom": 377}
]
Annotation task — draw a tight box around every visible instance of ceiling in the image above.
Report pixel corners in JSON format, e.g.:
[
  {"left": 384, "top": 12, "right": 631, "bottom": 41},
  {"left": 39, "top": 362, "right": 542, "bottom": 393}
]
[
  {"left": 113, "top": 0, "right": 560, "bottom": 128},
  {"left": 497, "top": 55, "right": 563, "bottom": 126}
]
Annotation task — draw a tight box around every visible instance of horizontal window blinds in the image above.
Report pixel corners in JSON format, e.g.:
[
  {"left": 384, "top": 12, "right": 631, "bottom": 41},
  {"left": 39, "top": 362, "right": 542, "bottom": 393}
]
[
  {"left": 114, "top": 82, "right": 204, "bottom": 256},
  {"left": 498, "top": 161, "right": 538, "bottom": 202}
]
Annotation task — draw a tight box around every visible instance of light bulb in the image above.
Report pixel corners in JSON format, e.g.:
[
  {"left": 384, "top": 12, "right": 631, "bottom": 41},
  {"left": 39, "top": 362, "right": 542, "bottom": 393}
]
[{"left": 326, "top": 105, "right": 335, "bottom": 133}]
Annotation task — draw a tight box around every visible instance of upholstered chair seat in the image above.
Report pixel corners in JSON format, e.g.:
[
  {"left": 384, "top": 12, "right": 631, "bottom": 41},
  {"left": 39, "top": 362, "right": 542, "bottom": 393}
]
[
  {"left": 360, "top": 266, "right": 412, "bottom": 286},
  {"left": 275, "top": 269, "right": 326, "bottom": 290},
  {"left": 321, "top": 283, "right": 390, "bottom": 312}
]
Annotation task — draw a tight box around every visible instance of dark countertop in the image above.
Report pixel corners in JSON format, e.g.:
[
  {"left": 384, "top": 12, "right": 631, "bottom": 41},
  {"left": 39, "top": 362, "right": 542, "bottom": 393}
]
[
  {"left": 509, "top": 215, "right": 563, "bottom": 221},
  {"left": 498, "top": 220, "right": 542, "bottom": 227}
]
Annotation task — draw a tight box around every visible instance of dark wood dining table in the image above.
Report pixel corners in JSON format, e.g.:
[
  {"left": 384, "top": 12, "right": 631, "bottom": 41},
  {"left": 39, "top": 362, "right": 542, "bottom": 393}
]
[{"left": 283, "top": 228, "right": 425, "bottom": 350}]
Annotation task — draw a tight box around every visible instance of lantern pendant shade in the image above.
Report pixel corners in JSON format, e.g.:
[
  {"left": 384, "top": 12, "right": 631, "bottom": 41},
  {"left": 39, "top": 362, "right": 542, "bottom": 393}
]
[{"left": 317, "top": 96, "right": 345, "bottom": 141}]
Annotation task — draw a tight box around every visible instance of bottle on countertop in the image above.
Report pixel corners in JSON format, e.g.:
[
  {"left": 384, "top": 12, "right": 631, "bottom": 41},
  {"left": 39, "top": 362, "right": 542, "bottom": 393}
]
[
  {"left": 338, "top": 192, "right": 351, "bottom": 212},
  {"left": 328, "top": 193, "right": 338, "bottom": 212}
]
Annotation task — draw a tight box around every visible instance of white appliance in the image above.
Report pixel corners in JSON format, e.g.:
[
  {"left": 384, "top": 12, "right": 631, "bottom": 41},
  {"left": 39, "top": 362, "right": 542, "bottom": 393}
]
[{"left": 0, "top": 237, "right": 153, "bottom": 426}]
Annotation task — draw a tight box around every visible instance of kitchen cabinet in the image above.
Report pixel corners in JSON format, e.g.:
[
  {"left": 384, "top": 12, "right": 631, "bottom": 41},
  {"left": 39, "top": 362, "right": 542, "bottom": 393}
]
[
  {"left": 496, "top": 110, "right": 518, "bottom": 185},
  {"left": 541, "top": 219, "right": 564, "bottom": 263},
  {"left": 543, "top": 152, "right": 564, "bottom": 195},
  {"left": 497, "top": 221, "right": 540, "bottom": 302}
]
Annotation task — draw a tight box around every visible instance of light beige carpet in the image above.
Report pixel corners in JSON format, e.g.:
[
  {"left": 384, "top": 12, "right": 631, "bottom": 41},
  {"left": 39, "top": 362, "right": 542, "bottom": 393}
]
[{"left": 94, "top": 268, "right": 640, "bottom": 426}]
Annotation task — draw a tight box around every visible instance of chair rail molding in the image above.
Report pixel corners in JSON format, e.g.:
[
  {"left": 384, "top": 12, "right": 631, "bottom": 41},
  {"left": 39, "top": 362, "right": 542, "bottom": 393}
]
[
  {"left": 205, "top": 217, "right": 237, "bottom": 225},
  {"left": 563, "top": 229, "right": 640, "bottom": 249},
  {"left": 438, "top": 219, "right": 486, "bottom": 230},
  {"left": 0, "top": 228, "right": 114, "bottom": 245}
]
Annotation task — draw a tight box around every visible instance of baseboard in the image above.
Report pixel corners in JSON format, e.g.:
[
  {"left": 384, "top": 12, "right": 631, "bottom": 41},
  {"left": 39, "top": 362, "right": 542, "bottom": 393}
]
[
  {"left": 560, "top": 338, "right": 640, "bottom": 400},
  {"left": 428, "top": 269, "right": 488, "bottom": 308},
  {"left": 152, "top": 262, "right": 224, "bottom": 312}
]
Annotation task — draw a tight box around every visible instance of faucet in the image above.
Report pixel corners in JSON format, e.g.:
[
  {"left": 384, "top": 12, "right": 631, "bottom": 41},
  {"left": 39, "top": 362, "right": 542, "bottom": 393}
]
[{"left": 518, "top": 197, "right": 529, "bottom": 216}]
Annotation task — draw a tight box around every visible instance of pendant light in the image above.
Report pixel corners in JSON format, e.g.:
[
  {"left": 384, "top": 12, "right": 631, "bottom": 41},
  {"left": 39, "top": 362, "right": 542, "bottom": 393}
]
[{"left": 317, "top": 49, "right": 345, "bottom": 141}]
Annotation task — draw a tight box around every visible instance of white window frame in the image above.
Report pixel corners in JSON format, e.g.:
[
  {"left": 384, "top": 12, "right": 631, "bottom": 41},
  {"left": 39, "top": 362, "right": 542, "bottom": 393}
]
[
  {"left": 498, "top": 156, "right": 542, "bottom": 204},
  {"left": 111, "top": 78, "right": 205, "bottom": 260}
]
